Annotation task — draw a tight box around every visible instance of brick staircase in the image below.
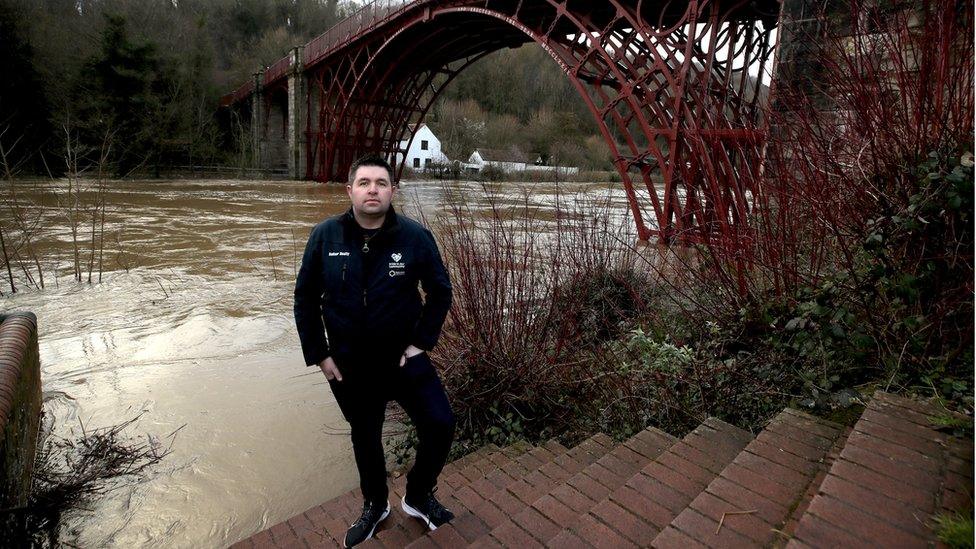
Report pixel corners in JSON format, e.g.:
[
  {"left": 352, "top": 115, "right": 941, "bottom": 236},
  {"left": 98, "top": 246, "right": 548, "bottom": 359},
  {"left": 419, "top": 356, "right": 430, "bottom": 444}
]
[{"left": 231, "top": 391, "right": 973, "bottom": 548}]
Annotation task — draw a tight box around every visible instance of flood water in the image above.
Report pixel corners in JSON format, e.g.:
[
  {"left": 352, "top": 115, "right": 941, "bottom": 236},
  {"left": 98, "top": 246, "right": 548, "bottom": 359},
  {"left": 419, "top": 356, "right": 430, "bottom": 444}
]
[{"left": 0, "top": 177, "right": 636, "bottom": 548}]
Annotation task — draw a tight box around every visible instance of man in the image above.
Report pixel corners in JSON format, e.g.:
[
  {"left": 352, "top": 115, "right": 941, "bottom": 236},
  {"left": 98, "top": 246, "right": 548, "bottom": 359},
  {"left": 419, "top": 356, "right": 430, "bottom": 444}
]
[{"left": 294, "top": 155, "right": 455, "bottom": 547}]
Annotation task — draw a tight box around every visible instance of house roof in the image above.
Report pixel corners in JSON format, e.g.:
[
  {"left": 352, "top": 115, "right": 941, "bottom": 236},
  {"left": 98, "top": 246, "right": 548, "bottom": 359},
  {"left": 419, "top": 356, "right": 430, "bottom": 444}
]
[
  {"left": 407, "top": 123, "right": 427, "bottom": 132},
  {"left": 475, "top": 148, "right": 527, "bottom": 163}
]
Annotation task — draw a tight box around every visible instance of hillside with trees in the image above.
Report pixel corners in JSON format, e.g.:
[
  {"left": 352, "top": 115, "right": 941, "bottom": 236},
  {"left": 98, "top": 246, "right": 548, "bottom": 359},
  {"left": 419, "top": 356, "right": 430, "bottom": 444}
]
[
  {"left": 425, "top": 45, "right": 610, "bottom": 169},
  {"left": 0, "top": 0, "right": 611, "bottom": 177},
  {"left": 1, "top": 0, "right": 346, "bottom": 175}
]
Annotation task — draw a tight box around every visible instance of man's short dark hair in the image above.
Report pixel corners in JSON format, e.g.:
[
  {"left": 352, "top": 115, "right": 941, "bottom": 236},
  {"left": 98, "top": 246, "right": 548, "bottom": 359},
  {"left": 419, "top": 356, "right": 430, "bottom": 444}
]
[{"left": 348, "top": 155, "right": 395, "bottom": 185}]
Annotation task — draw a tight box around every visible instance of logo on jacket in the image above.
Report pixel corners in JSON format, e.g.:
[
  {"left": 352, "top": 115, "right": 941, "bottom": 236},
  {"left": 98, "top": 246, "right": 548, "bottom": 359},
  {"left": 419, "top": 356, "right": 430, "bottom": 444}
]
[{"left": 389, "top": 252, "right": 406, "bottom": 277}]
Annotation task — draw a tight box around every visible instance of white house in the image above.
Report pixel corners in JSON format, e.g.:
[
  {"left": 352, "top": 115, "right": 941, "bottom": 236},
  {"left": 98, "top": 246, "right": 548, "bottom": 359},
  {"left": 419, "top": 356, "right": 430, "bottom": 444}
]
[
  {"left": 464, "top": 148, "right": 529, "bottom": 173},
  {"left": 394, "top": 123, "right": 449, "bottom": 170},
  {"left": 464, "top": 147, "right": 579, "bottom": 175}
]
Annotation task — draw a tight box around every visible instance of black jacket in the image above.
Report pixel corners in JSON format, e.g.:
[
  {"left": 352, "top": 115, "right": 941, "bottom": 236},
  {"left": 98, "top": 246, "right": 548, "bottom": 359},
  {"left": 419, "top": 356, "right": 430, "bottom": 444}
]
[{"left": 293, "top": 207, "right": 452, "bottom": 367}]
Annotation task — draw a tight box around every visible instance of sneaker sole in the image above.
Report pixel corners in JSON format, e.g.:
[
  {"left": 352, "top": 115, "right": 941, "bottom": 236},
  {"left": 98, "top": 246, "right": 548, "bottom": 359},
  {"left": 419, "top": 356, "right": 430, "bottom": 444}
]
[
  {"left": 401, "top": 496, "right": 438, "bottom": 531},
  {"left": 343, "top": 502, "right": 390, "bottom": 548}
]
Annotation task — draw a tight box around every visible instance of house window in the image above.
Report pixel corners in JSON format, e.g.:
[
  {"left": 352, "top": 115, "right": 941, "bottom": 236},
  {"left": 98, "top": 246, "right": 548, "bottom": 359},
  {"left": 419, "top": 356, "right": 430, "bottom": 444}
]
[
  {"left": 425, "top": 158, "right": 432, "bottom": 166},
  {"left": 413, "top": 158, "right": 420, "bottom": 168},
  {"left": 421, "top": 140, "right": 429, "bottom": 150}
]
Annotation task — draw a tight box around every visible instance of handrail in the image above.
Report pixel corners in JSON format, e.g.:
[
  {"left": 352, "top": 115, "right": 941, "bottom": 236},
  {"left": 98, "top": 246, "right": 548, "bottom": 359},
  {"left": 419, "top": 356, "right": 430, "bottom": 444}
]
[
  {"left": 263, "top": 55, "right": 293, "bottom": 86},
  {"left": 303, "top": 0, "right": 418, "bottom": 68},
  {"left": 220, "top": 79, "right": 256, "bottom": 107}
]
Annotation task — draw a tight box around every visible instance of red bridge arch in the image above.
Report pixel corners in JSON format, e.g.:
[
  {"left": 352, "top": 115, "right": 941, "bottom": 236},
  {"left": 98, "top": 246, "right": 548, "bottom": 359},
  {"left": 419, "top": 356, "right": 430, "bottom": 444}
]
[{"left": 223, "top": 0, "right": 784, "bottom": 243}]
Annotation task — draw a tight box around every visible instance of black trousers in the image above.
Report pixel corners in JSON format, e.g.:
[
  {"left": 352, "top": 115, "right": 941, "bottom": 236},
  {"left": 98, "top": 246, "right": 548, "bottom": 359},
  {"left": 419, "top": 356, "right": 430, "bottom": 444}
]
[{"left": 328, "top": 352, "right": 455, "bottom": 505}]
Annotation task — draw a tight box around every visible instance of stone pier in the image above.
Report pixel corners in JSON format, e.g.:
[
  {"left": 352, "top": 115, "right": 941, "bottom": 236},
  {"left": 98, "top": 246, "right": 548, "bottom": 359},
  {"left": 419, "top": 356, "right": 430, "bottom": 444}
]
[{"left": 287, "top": 47, "right": 308, "bottom": 180}]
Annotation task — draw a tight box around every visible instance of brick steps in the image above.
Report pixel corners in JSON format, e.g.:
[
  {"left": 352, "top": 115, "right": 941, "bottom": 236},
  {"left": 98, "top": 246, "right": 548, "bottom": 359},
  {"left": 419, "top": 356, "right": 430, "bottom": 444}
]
[
  {"left": 773, "top": 423, "right": 852, "bottom": 545},
  {"left": 231, "top": 442, "right": 516, "bottom": 549},
  {"left": 407, "top": 433, "right": 618, "bottom": 549},
  {"left": 787, "top": 391, "right": 974, "bottom": 548},
  {"left": 467, "top": 426, "right": 679, "bottom": 548},
  {"left": 230, "top": 391, "right": 973, "bottom": 548},
  {"left": 652, "top": 409, "right": 844, "bottom": 547},
  {"left": 368, "top": 440, "right": 559, "bottom": 547},
  {"left": 370, "top": 438, "right": 572, "bottom": 548},
  {"left": 551, "top": 417, "right": 753, "bottom": 548},
  {"left": 320, "top": 443, "right": 521, "bottom": 548}
]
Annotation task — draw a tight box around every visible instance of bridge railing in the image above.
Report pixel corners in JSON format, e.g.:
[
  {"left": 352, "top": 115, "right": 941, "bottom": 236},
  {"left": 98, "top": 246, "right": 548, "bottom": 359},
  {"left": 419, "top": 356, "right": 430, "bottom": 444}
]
[
  {"left": 221, "top": 0, "right": 419, "bottom": 106},
  {"left": 303, "top": 0, "right": 417, "bottom": 68},
  {"left": 220, "top": 79, "right": 256, "bottom": 108},
  {"left": 264, "top": 56, "right": 293, "bottom": 87}
]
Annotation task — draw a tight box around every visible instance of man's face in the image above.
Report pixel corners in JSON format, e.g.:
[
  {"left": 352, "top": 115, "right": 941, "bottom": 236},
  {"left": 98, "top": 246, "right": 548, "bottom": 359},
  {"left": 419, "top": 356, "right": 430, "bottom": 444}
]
[{"left": 347, "top": 165, "right": 395, "bottom": 218}]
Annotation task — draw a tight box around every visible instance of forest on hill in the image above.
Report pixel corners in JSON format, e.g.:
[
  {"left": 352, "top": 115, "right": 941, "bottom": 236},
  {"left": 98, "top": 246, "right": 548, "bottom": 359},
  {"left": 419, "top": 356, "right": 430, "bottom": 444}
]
[{"left": 0, "top": 0, "right": 610, "bottom": 177}]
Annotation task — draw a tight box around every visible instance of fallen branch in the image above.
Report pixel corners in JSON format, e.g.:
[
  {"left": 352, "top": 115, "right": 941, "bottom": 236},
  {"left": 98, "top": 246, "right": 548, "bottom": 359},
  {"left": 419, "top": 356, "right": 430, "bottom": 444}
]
[
  {"left": 1, "top": 411, "right": 177, "bottom": 545},
  {"left": 716, "top": 509, "right": 758, "bottom": 534}
]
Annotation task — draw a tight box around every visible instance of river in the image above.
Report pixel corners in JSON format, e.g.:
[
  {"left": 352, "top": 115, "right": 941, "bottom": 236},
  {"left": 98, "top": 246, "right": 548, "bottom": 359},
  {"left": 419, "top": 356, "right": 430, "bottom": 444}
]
[{"left": 0, "top": 177, "right": 635, "bottom": 548}]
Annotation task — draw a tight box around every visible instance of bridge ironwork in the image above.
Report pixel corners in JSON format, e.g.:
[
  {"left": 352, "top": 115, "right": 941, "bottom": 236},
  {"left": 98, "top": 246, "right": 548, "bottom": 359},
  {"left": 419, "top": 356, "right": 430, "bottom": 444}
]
[{"left": 223, "top": 0, "right": 784, "bottom": 243}]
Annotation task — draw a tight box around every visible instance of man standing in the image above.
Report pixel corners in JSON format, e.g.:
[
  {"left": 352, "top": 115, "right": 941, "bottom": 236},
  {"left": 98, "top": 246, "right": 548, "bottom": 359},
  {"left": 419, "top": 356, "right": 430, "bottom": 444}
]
[{"left": 294, "top": 156, "right": 455, "bottom": 547}]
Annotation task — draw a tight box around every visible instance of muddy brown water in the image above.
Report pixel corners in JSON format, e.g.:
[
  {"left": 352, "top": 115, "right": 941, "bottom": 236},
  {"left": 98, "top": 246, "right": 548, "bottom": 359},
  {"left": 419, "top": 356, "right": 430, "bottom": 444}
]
[{"left": 0, "top": 178, "right": 635, "bottom": 548}]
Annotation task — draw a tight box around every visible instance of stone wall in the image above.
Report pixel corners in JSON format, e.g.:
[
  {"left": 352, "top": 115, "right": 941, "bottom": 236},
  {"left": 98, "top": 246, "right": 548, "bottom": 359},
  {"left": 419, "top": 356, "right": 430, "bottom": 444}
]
[
  {"left": 0, "top": 312, "right": 42, "bottom": 510},
  {"left": 260, "top": 96, "right": 290, "bottom": 173}
]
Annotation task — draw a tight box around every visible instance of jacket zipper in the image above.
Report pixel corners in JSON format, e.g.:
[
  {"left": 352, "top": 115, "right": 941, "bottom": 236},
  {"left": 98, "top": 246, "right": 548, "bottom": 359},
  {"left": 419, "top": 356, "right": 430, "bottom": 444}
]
[{"left": 359, "top": 229, "right": 380, "bottom": 307}]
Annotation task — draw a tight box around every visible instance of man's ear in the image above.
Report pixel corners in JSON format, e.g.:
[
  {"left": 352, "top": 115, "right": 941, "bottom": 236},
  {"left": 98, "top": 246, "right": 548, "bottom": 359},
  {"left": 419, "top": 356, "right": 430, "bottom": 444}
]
[{"left": 346, "top": 184, "right": 352, "bottom": 199}]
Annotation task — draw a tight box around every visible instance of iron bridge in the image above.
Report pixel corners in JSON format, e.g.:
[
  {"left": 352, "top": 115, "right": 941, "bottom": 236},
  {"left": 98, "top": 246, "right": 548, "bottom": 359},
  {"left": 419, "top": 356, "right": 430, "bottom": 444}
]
[{"left": 222, "top": 0, "right": 787, "bottom": 243}]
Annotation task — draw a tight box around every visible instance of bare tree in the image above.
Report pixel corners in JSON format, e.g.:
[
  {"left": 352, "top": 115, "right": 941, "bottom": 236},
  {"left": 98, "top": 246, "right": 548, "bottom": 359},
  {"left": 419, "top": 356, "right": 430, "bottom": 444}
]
[{"left": 0, "top": 124, "right": 45, "bottom": 290}]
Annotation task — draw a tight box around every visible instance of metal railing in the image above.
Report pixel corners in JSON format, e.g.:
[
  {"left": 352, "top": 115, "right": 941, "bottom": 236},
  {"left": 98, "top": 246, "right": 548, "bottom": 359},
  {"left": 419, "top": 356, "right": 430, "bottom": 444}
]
[
  {"left": 220, "top": 79, "right": 255, "bottom": 107},
  {"left": 303, "top": 0, "right": 418, "bottom": 67},
  {"left": 263, "top": 55, "right": 293, "bottom": 86}
]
